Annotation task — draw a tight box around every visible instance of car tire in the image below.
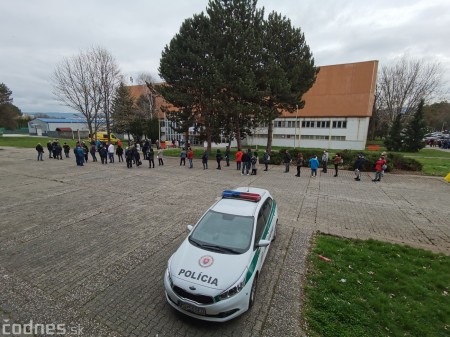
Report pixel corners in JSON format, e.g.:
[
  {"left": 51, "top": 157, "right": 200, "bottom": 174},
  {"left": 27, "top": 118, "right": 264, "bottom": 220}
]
[{"left": 248, "top": 273, "right": 258, "bottom": 308}]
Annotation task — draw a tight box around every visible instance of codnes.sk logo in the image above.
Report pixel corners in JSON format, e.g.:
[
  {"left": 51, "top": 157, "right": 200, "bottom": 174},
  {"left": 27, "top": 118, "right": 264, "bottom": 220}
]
[{"left": 2, "top": 319, "right": 83, "bottom": 335}]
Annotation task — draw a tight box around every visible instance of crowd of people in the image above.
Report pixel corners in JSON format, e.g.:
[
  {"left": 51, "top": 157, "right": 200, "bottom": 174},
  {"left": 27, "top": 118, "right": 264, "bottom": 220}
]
[{"left": 35, "top": 139, "right": 388, "bottom": 181}]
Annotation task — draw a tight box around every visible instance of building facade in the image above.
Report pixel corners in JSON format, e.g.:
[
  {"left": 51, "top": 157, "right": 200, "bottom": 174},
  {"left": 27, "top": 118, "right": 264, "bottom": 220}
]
[
  {"left": 128, "top": 60, "right": 378, "bottom": 150},
  {"left": 245, "top": 60, "right": 378, "bottom": 150}
]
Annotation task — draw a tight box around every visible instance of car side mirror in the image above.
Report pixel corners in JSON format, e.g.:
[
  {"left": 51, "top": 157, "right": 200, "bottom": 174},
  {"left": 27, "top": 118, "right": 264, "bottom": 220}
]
[
  {"left": 256, "top": 239, "right": 270, "bottom": 248},
  {"left": 187, "top": 225, "right": 193, "bottom": 231}
]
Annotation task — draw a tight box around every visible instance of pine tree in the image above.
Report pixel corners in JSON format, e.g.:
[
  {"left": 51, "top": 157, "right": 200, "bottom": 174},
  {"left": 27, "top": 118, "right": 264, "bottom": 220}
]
[
  {"left": 111, "top": 83, "right": 135, "bottom": 136},
  {"left": 403, "top": 99, "right": 427, "bottom": 152},
  {"left": 0, "top": 83, "right": 22, "bottom": 129},
  {"left": 384, "top": 114, "right": 403, "bottom": 151}
]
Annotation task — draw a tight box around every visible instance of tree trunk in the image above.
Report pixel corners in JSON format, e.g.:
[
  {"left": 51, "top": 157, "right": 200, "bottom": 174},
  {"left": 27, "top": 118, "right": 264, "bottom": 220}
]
[
  {"left": 266, "top": 120, "right": 274, "bottom": 153},
  {"left": 236, "top": 120, "right": 241, "bottom": 150}
]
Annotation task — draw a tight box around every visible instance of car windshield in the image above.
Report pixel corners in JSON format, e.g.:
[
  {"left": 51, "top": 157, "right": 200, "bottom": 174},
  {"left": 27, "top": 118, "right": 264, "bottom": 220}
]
[{"left": 189, "top": 210, "right": 254, "bottom": 254}]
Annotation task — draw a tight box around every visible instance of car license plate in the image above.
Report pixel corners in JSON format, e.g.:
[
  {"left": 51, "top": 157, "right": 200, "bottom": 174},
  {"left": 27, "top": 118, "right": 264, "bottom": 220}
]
[{"left": 178, "top": 301, "right": 206, "bottom": 316}]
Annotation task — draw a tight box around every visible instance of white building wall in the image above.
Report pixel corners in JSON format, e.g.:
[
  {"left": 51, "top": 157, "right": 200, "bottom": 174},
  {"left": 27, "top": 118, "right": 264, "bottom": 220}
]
[{"left": 244, "top": 117, "right": 370, "bottom": 150}]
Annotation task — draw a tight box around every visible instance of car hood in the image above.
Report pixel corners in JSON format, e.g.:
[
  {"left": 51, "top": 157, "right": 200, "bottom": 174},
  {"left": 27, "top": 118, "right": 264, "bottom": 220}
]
[{"left": 170, "top": 239, "right": 251, "bottom": 292}]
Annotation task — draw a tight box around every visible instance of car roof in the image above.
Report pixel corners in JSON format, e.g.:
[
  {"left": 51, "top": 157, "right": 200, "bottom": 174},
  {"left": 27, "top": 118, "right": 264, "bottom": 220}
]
[{"left": 210, "top": 187, "right": 269, "bottom": 217}]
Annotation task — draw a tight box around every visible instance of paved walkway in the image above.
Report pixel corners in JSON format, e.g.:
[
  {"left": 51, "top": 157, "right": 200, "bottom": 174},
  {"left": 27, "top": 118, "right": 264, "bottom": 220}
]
[{"left": 0, "top": 147, "right": 449, "bottom": 337}]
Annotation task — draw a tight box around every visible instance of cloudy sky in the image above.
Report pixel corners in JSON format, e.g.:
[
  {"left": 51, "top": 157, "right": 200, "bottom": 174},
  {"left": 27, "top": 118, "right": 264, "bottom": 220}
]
[{"left": 1, "top": 0, "right": 449, "bottom": 113}]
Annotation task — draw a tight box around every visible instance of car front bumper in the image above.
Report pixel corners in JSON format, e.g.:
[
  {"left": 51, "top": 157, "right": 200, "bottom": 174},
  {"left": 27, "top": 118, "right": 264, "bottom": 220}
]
[{"left": 164, "top": 269, "right": 252, "bottom": 322}]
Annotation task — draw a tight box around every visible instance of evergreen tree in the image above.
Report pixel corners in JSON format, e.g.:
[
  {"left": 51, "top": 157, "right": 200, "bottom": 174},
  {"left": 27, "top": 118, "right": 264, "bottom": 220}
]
[
  {"left": 111, "top": 83, "right": 135, "bottom": 137},
  {"left": 257, "top": 12, "right": 318, "bottom": 151},
  {"left": 384, "top": 114, "right": 403, "bottom": 151},
  {"left": 0, "top": 83, "right": 22, "bottom": 129},
  {"left": 0, "top": 83, "right": 13, "bottom": 105},
  {"left": 403, "top": 99, "right": 427, "bottom": 152}
]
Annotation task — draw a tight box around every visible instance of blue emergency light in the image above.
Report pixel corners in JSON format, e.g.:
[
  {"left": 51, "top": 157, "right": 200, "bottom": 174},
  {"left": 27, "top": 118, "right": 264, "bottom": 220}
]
[{"left": 222, "top": 190, "right": 261, "bottom": 202}]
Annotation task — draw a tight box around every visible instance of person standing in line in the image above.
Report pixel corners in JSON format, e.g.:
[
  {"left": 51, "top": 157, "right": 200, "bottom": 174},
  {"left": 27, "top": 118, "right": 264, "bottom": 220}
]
[
  {"left": 158, "top": 148, "right": 164, "bottom": 166},
  {"left": 225, "top": 146, "right": 230, "bottom": 166},
  {"left": 99, "top": 145, "right": 108, "bottom": 164},
  {"left": 321, "top": 150, "right": 329, "bottom": 173},
  {"left": 46, "top": 140, "right": 53, "bottom": 158},
  {"left": 201, "top": 149, "right": 209, "bottom": 169},
  {"left": 74, "top": 143, "right": 84, "bottom": 166},
  {"left": 262, "top": 150, "right": 270, "bottom": 171},
  {"left": 116, "top": 145, "right": 124, "bottom": 162},
  {"left": 283, "top": 150, "right": 292, "bottom": 173},
  {"left": 309, "top": 155, "right": 320, "bottom": 177},
  {"left": 241, "top": 149, "right": 251, "bottom": 175},
  {"left": 82, "top": 142, "right": 89, "bottom": 162},
  {"left": 108, "top": 142, "right": 115, "bottom": 163},
  {"left": 90, "top": 142, "right": 98, "bottom": 162},
  {"left": 235, "top": 148, "right": 243, "bottom": 170},
  {"left": 295, "top": 153, "right": 304, "bottom": 177},
  {"left": 63, "top": 142, "right": 70, "bottom": 158},
  {"left": 333, "top": 153, "right": 342, "bottom": 177},
  {"left": 133, "top": 146, "right": 141, "bottom": 167},
  {"left": 148, "top": 147, "right": 155, "bottom": 168},
  {"left": 55, "top": 142, "right": 63, "bottom": 160},
  {"left": 36, "top": 143, "right": 44, "bottom": 161},
  {"left": 354, "top": 154, "right": 365, "bottom": 181},
  {"left": 216, "top": 149, "right": 223, "bottom": 170},
  {"left": 187, "top": 147, "right": 194, "bottom": 168},
  {"left": 142, "top": 141, "right": 149, "bottom": 160},
  {"left": 52, "top": 139, "right": 58, "bottom": 159},
  {"left": 381, "top": 151, "right": 388, "bottom": 176},
  {"left": 180, "top": 148, "right": 187, "bottom": 166},
  {"left": 125, "top": 147, "right": 133, "bottom": 168},
  {"left": 373, "top": 156, "right": 387, "bottom": 182},
  {"left": 250, "top": 151, "right": 258, "bottom": 175}
]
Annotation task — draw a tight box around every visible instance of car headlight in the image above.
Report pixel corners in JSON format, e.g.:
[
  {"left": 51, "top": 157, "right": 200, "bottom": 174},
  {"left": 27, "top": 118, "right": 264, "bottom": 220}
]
[{"left": 218, "top": 269, "right": 247, "bottom": 300}]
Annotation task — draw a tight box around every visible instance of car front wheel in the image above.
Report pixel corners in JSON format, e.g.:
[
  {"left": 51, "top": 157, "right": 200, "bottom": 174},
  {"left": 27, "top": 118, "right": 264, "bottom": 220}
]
[{"left": 248, "top": 273, "right": 258, "bottom": 308}]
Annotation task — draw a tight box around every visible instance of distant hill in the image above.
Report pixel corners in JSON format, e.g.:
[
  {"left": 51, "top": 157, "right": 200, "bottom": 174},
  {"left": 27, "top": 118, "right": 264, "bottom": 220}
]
[{"left": 24, "top": 112, "right": 85, "bottom": 119}]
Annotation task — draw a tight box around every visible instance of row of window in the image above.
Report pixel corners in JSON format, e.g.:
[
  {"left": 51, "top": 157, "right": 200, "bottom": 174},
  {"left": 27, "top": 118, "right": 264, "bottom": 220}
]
[
  {"left": 255, "top": 134, "right": 347, "bottom": 141},
  {"left": 273, "top": 120, "right": 348, "bottom": 129}
]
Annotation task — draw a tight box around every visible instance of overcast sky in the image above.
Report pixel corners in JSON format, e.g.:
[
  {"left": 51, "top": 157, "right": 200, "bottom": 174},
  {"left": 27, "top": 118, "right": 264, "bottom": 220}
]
[{"left": 1, "top": 0, "right": 449, "bottom": 113}]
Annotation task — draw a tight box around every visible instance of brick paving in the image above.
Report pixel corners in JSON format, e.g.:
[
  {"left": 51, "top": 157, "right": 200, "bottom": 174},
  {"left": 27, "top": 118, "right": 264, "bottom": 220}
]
[{"left": 0, "top": 147, "right": 449, "bottom": 336}]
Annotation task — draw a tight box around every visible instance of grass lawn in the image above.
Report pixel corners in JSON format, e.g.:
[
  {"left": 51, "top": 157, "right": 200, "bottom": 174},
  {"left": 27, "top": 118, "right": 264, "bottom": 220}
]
[
  {"left": 303, "top": 235, "right": 450, "bottom": 337},
  {"left": 0, "top": 136, "right": 82, "bottom": 149},
  {"left": 394, "top": 149, "right": 450, "bottom": 176}
]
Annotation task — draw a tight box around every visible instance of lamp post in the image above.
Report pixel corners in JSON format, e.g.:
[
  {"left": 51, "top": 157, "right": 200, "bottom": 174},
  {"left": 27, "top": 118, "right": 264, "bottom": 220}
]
[{"left": 294, "top": 104, "right": 299, "bottom": 148}]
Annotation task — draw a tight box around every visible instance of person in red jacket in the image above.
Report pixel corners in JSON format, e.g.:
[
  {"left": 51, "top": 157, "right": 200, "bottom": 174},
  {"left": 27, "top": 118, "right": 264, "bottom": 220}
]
[
  {"left": 373, "top": 156, "right": 387, "bottom": 182},
  {"left": 187, "top": 147, "right": 194, "bottom": 168},
  {"left": 235, "top": 148, "right": 243, "bottom": 170}
]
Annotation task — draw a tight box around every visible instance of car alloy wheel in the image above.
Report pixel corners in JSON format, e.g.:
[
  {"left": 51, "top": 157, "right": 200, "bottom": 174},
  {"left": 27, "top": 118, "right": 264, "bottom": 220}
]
[{"left": 249, "top": 273, "right": 258, "bottom": 308}]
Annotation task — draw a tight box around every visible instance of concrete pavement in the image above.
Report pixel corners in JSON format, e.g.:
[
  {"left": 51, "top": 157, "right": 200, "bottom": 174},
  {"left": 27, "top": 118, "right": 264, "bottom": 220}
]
[{"left": 0, "top": 147, "right": 449, "bottom": 337}]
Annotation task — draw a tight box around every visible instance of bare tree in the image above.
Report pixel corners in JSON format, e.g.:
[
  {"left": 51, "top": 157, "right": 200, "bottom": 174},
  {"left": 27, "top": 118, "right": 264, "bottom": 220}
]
[
  {"left": 377, "top": 55, "right": 442, "bottom": 124},
  {"left": 92, "top": 47, "right": 121, "bottom": 140},
  {"left": 51, "top": 47, "right": 121, "bottom": 139}
]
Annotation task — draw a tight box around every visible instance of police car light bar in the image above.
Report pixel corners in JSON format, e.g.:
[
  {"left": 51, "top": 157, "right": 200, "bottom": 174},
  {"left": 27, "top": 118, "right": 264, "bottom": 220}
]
[{"left": 222, "top": 190, "right": 261, "bottom": 202}]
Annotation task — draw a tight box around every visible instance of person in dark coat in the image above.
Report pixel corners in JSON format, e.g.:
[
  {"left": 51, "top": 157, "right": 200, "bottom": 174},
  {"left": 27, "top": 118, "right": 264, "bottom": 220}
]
[
  {"left": 354, "top": 154, "right": 365, "bottom": 181},
  {"left": 295, "top": 153, "right": 304, "bottom": 177},
  {"left": 90, "top": 143, "right": 97, "bottom": 162},
  {"left": 46, "top": 141, "right": 53, "bottom": 158},
  {"left": 241, "top": 149, "right": 251, "bottom": 175},
  {"left": 99, "top": 146, "right": 108, "bottom": 164},
  {"left": 148, "top": 147, "right": 155, "bottom": 168},
  {"left": 283, "top": 150, "right": 292, "bottom": 173},
  {"left": 133, "top": 147, "right": 141, "bottom": 167},
  {"left": 125, "top": 147, "right": 133, "bottom": 168},
  {"left": 216, "top": 149, "right": 223, "bottom": 170},
  {"left": 63, "top": 143, "right": 70, "bottom": 158},
  {"left": 201, "top": 150, "right": 208, "bottom": 170},
  {"left": 36, "top": 143, "right": 44, "bottom": 161},
  {"left": 225, "top": 146, "right": 230, "bottom": 166},
  {"left": 116, "top": 145, "right": 124, "bottom": 162}
]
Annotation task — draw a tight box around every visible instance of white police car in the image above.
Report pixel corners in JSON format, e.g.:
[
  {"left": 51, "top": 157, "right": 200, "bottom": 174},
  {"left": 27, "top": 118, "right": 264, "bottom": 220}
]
[{"left": 164, "top": 187, "right": 278, "bottom": 322}]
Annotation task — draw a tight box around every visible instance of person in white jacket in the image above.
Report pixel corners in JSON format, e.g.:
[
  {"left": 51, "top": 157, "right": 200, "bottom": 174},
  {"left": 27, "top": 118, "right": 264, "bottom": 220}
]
[{"left": 108, "top": 143, "right": 115, "bottom": 163}]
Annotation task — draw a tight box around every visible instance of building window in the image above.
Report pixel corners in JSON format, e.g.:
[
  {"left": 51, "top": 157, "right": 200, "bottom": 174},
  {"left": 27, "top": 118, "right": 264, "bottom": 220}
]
[
  {"left": 332, "top": 120, "right": 347, "bottom": 129},
  {"left": 331, "top": 136, "right": 346, "bottom": 141}
]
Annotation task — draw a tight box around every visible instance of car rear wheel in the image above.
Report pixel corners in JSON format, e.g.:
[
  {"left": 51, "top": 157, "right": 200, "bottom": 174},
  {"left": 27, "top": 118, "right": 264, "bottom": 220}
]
[{"left": 248, "top": 273, "right": 258, "bottom": 308}]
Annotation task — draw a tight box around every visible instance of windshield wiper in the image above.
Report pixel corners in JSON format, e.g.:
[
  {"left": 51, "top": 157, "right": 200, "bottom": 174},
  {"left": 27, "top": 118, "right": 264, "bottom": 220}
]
[{"left": 200, "top": 244, "right": 240, "bottom": 254}]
